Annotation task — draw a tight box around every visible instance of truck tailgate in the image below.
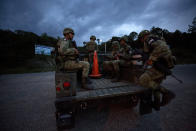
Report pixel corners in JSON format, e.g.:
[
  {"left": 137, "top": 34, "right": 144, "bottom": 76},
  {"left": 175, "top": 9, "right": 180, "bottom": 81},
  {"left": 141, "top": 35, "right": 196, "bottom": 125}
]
[{"left": 56, "top": 78, "right": 146, "bottom": 102}]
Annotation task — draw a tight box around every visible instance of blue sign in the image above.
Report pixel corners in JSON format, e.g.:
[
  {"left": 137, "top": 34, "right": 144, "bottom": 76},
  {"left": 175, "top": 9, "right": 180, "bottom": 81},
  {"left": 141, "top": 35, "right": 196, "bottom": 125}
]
[{"left": 35, "top": 45, "right": 54, "bottom": 55}]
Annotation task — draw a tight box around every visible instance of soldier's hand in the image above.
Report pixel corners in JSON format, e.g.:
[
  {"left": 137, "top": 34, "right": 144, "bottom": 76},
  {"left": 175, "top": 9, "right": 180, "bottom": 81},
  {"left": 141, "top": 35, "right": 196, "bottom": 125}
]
[
  {"left": 117, "top": 53, "right": 123, "bottom": 57},
  {"left": 75, "top": 49, "right": 79, "bottom": 54},
  {"left": 146, "top": 59, "right": 153, "bottom": 65}
]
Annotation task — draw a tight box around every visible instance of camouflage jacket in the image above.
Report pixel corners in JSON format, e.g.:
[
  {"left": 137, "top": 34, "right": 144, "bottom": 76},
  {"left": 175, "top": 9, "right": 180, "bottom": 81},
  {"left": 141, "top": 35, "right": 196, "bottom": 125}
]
[
  {"left": 111, "top": 42, "right": 120, "bottom": 57},
  {"left": 145, "top": 36, "right": 174, "bottom": 68},
  {"left": 57, "top": 38, "right": 78, "bottom": 60},
  {"left": 86, "top": 41, "right": 97, "bottom": 52},
  {"left": 119, "top": 44, "right": 132, "bottom": 60}
]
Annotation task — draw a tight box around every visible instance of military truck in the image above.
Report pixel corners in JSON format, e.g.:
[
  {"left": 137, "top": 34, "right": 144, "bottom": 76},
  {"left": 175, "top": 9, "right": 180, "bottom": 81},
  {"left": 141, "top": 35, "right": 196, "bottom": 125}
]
[{"left": 54, "top": 53, "right": 150, "bottom": 129}]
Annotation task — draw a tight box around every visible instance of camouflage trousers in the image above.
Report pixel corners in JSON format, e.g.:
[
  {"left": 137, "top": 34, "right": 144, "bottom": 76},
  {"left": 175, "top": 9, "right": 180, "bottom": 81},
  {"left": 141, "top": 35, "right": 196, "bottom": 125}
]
[
  {"left": 88, "top": 52, "right": 94, "bottom": 65},
  {"left": 139, "top": 67, "right": 165, "bottom": 90},
  {"left": 64, "top": 60, "right": 90, "bottom": 78},
  {"left": 103, "top": 61, "right": 114, "bottom": 74},
  {"left": 112, "top": 60, "right": 132, "bottom": 72}
]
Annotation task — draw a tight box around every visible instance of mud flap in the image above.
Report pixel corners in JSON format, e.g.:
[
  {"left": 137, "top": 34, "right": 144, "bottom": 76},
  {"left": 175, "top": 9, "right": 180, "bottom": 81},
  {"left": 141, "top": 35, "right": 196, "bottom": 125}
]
[
  {"left": 55, "top": 99, "right": 76, "bottom": 129},
  {"left": 56, "top": 111, "right": 75, "bottom": 130}
]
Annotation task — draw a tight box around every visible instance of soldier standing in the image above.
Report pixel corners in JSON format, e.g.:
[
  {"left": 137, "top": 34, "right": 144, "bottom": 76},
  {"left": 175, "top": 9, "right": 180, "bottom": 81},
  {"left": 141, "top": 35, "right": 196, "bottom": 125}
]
[
  {"left": 57, "top": 28, "right": 91, "bottom": 90},
  {"left": 138, "top": 30, "right": 175, "bottom": 110},
  {"left": 85, "top": 35, "right": 98, "bottom": 71}
]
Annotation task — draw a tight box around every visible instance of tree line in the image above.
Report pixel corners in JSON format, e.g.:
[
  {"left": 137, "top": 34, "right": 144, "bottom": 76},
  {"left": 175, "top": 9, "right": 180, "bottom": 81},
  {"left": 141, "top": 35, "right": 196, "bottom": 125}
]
[
  {"left": 0, "top": 17, "right": 196, "bottom": 67},
  {"left": 98, "top": 17, "right": 196, "bottom": 64},
  {"left": 0, "top": 29, "right": 57, "bottom": 67}
]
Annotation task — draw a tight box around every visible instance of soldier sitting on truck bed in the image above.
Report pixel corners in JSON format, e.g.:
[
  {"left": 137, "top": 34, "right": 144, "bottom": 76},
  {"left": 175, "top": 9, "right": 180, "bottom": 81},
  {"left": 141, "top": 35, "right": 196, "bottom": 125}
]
[
  {"left": 110, "top": 36, "right": 133, "bottom": 82},
  {"left": 56, "top": 28, "right": 92, "bottom": 90},
  {"left": 103, "top": 41, "right": 120, "bottom": 78}
]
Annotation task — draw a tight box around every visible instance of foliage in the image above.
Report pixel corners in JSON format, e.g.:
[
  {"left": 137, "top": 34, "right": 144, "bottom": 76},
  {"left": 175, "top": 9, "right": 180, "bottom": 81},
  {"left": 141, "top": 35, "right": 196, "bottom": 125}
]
[
  {"left": 0, "top": 29, "right": 57, "bottom": 67},
  {"left": 188, "top": 17, "right": 196, "bottom": 33}
]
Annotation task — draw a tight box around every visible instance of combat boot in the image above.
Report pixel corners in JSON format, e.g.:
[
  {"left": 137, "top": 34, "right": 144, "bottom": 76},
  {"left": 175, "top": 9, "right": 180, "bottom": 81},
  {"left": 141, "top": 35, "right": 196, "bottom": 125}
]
[
  {"left": 111, "top": 72, "right": 120, "bottom": 82},
  {"left": 152, "top": 90, "right": 161, "bottom": 111},
  {"left": 161, "top": 89, "right": 176, "bottom": 106},
  {"left": 82, "top": 77, "right": 93, "bottom": 90},
  {"left": 87, "top": 77, "right": 92, "bottom": 84}
]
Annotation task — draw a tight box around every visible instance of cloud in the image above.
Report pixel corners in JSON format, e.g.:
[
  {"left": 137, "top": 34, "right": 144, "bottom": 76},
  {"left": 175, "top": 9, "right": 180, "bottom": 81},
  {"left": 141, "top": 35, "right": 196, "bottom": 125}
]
[
  {"left": 0, "top": 0, "right": 196, "bottom": 46},
  {"left": 112, "top": 23, "right": 143, "bottom": 36}
]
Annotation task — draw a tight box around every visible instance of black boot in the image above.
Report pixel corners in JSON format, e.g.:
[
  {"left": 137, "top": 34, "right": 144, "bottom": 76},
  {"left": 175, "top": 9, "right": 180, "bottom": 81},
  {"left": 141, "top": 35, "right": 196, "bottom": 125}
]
[
  {"left": 111, "top": 72, "right": 120, "bottom": 82},
  {"left": 87, "top": 77, "right": 92, "bottom": 84},
  {"left": 161, "top": 89, "right": 176, "bottom": 106},
  {"left": 82, "top": 77, "right": 93, "bottom": 90},
  {"left": 152, "top": 90, "right": 161, "bottom": 111}
]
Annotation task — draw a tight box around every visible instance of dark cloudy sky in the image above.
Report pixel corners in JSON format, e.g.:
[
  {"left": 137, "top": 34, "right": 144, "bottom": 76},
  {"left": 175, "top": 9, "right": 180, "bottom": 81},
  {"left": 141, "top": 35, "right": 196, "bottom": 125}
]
[{"left": 0, "top": 0, "right": 196, "bottom": 46}]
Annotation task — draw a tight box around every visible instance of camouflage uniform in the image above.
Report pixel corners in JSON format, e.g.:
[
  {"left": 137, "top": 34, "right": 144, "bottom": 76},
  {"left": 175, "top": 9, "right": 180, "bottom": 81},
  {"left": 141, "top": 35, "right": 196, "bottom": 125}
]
[
  {"left": 57, "top": 39, "right": 89, "bottom": 78},
  {"left": 139, "top": 35, "right": 174, "bottom": 89},
  {"left": 103, "top": 41, "right": 120, "bottom": 77},
  {"left": 112, "top": 43, "right": 132, "bottom": 72},
  {"left": 85, "top": 35, "right": 98, "bottom": 72},
  {"left": 138, "top": 33, "right": 175, "bottom": 109},
  {"left": 111, "top": 41, "right": 132, "bottom": 81},
  {"left": 86, "top": 40, "right": 97, "bottom": 63}
]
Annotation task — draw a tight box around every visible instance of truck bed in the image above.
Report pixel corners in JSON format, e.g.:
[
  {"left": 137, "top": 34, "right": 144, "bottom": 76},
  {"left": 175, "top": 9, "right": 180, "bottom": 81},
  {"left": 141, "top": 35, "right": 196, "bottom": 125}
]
[{"left": 57, "top": 78, "right": 146, "bottom": 102}]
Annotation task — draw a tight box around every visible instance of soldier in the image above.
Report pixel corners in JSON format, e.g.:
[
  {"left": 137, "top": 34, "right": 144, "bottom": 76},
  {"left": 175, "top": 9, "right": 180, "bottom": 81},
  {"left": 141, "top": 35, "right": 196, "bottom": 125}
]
[
  {"left": 111, "top": 36, "right": 132, "bottom": 82},
  {"left": 85, "top": 35, "right": 98, "bottom": 70},
  {"left": 138, "top": 30, "right": 175, "bottom": 110},
  {"left": 103, "top": 41, "right": 120, "bottom": 78},
  {"left": 57, "top": 28, "right": 91, "bottom": 90}
]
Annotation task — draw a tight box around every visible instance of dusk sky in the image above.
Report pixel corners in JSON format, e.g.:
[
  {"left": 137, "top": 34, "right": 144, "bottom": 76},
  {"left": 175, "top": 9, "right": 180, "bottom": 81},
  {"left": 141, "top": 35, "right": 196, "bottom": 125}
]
[{"left": 0, "top": 0, "right": 196, "bottom": 46}]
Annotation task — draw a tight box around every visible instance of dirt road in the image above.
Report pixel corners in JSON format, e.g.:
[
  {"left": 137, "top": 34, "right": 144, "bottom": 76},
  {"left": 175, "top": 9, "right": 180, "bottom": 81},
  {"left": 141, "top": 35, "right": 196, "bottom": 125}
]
[{"left": 0, "top": 65, "right": 196, "bottom": 131}]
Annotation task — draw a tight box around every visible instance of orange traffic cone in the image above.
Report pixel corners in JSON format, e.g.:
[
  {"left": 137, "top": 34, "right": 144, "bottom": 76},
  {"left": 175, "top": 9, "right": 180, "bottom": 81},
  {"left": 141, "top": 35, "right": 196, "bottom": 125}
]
[{"left": 89, "top": 51, "right": 102, "bottom": 78}]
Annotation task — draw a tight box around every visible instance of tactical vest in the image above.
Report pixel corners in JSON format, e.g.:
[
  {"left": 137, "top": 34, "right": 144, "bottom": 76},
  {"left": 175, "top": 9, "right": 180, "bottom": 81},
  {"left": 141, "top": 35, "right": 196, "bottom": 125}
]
[
  {"left": 58, "top": 39, "right": 78, "bottom": 61},
  {"left": 146, "top": 36, "right": 175, "bottom": 69},
  {"left": 86, "top": 41, "right": 97, "bottom": 52}
]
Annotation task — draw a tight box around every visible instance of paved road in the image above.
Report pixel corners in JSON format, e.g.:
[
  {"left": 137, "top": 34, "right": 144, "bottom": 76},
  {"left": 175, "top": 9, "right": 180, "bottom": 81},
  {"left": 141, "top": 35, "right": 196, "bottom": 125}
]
[{"left": 0, "top": 65, "right": 196, "bottom": 131}]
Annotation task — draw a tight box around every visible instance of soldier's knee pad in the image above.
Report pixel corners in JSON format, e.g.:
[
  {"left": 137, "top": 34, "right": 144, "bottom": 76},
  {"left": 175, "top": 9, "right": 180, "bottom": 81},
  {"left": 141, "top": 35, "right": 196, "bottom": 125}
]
[
  {"left": 81, "top": 61, "right": 90, "bottom": 68},
  {"left": 139, "top": 73, "right": 150, "bottom": 86},
  {"left": 84, "top": 64, "right": 89, "bottom": 70}
]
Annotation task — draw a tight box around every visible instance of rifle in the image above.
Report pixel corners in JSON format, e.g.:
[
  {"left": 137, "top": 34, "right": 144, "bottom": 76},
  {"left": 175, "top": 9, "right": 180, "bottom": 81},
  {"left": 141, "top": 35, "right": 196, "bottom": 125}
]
[
  {"left": 153, "top": 61, "right": 183, "bottom": 83},
  {"left": 118, "top": 55, "right": 143, "bottom": 61},
  {"left": 72, "top": 40, "right": 81, "bottom": 61},
  {"left": 133, "top": 48, "right": 149, "bottom": 63}
]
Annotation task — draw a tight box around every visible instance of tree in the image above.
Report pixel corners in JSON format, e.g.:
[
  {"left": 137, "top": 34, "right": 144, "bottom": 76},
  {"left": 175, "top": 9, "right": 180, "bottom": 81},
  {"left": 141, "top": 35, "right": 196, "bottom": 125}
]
[
  {"left": 129, "top": 32, "right": 138, "bottom": 41},
  {"left": 39, "top": 33, "right": 57, "bottom": 47},
  {"left": 150, "top": 27, "right": 163, "bottom": 37},
  {"left": 188, "top": 17, "right": 196, "bottom": 33}
]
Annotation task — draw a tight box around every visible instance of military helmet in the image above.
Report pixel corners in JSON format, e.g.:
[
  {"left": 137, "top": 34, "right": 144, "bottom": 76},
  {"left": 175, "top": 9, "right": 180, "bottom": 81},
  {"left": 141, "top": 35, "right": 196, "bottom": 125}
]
[
  {"left": 112, "top": 41, "right": 119, "bottom": 46},
  {"left": 138, "top": 30, "right": 150, "bottom": 39},
  {"left": 90, "top": 35, "right": 96, "bottom": 40},
  {"left": 63, "top": 28, "right": 74, "bottom": 35},
  {"left": 120, "top": 36, "right": 128, "bottom": 43}
]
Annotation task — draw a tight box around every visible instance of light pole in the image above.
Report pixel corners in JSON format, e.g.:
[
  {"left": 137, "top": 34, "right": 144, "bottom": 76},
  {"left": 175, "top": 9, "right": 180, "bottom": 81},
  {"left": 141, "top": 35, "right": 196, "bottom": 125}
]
[
  {"left": 96, "top": 39, "right": 100, "bottom": 51},
  {"left": 104, "top": 41, "right": 106, "bottom": 54}
]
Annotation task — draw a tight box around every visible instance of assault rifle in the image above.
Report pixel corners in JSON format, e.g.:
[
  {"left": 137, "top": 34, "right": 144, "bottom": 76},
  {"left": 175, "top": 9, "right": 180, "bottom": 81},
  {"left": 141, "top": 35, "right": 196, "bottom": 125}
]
[{"left": 153, "top": 60, "right": 183, "bottom": 83}]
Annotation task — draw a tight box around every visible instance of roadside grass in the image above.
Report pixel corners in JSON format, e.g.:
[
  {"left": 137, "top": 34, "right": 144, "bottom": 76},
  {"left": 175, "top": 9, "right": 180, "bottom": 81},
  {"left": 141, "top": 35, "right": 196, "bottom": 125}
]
[
  {"left": 0, "top": 55, "right": 56, "bottom": 74},
  {"left": 0, "top": 66, "right": 55, "bottom": 74}
]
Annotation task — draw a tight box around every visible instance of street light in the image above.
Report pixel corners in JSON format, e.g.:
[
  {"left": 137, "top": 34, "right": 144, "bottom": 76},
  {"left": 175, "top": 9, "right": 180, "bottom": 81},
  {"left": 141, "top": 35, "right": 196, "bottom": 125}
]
[{"left": 96, "top": 38, "right": 102, "bottom": 52}]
